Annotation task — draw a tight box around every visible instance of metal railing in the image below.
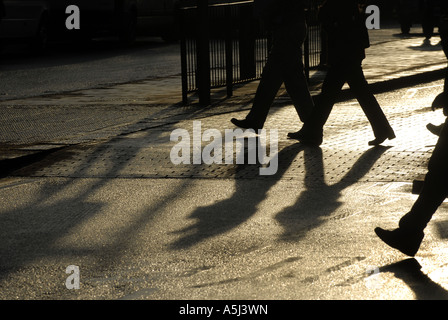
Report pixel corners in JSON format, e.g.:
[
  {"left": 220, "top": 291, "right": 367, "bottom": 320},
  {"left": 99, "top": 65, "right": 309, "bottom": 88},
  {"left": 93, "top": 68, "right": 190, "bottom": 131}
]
[{"left": 179, "top": 0, "right": 324, "bottom": 106}]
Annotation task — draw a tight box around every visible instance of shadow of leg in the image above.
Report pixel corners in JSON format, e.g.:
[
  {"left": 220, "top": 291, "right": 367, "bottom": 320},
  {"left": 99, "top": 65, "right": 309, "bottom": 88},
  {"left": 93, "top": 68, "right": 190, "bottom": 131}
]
[{"left": 381, "top": 258, "right": 448, "bottom": 300}]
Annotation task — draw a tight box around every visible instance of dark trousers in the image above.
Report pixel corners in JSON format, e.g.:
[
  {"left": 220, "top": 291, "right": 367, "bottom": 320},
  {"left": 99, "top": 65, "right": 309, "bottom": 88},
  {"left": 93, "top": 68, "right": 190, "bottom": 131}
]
[
  {"left": 400, "top": 117, "right": 448, "bottom": 232},
  {"left": 399, "top": 20, "right": 448, "bottom": 232},
  {"left": 304, "top": 62, "right": 393, "bottom": 138},
  {"left": 246, "top": 21, "right": 314, "bottom": 128}
]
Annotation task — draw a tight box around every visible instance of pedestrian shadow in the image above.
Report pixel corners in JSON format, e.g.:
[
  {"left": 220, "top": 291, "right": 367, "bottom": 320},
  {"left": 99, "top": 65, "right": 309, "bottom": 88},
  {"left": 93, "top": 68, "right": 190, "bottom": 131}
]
[
  {"left": 380, "top": 258, "right": 448, "bottom": 299},
  {"left": 275, "top": 145, "right": 389, "bottom": 241},
  {"left": 0, "top": 123, "right": 201, "bottom": 290},
  {"left": 169, "top": 142, "right": 305, "bottom": 250},
  {"left": 0, "top": 98, "right": 302, "bottom": 292}
]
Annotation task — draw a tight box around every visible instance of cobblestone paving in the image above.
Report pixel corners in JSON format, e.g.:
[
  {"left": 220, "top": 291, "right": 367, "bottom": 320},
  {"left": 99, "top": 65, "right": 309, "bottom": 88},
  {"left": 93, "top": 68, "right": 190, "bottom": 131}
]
[
  {"left": 10, "top": 84, "right": 443, "bottom": 185},
  {"left": 3, "top": 27, "right": 447, "bottom": 185}
]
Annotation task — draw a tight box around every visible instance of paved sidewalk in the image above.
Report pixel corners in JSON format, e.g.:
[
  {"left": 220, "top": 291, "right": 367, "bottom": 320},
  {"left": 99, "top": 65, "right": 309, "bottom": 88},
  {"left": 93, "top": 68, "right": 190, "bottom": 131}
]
[
  {"left": 4, "top": 26, "right": 447, "bottom": 184},
  {"left": 3, "top": 26, "right": 448, "bottom": 300},
  {"left": 0, "top": 25, "right": 446, "bottom": 174}
]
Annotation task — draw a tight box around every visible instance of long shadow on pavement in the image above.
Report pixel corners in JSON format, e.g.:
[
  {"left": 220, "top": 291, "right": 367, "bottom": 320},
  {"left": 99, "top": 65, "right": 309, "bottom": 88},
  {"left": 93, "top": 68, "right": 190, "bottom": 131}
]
[
  {"left": 0, "top": 124, "right": 201, "bottom": 298},
  {"left": 380, "top": 258, "right": 448, "bottom": 299},
  {"left": 169, "top": 142, "right": 305, "bottom": 250},
  {"left": 275, "top": 145, "right": 389, "bottom": 241}
]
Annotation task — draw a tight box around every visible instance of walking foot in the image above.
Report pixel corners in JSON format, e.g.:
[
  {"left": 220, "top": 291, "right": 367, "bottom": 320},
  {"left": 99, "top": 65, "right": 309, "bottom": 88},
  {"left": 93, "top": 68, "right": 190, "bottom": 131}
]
[
  {"left": 368, "top": 130, "right": 396, "bottom": 146},
  {"left": 426, "top": 123, "right": 444, "bottom": 136},
  {"left": 230, "top": 118, "right": 261, "bottom": 131},
  {"left": 287, "top": 129, "right": 322, "bottom": 146},
  {"left": 374, "top": 227, "right": 424, "bottom": 257},
  {"left": 287, "top": 130, "right": 305, "bottom": 140}
]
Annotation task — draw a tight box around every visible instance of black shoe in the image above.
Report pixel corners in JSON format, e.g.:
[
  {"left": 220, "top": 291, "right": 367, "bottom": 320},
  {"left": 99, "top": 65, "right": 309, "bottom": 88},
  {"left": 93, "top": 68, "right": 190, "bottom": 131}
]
[
  {"left": 368, "top": 130, "right": 396, "bottom": 146},
  {"left": 230, "top": 118, "right": 261, "bottom": 131},
  {"left": 299, "top": 136, "right": 323, "bottom": 147},
  {"left": 426, "top": 123, "right": 444, "bottom": 136},
  {"left": 287, "top": 130, "right": 305, "bottom": 140},
  {"left": 432, "top": 92, "right": 448, "bottom": 110},
  {"left": 374, "top": 227, "right": 424, "bottom": 257},
  {"left": 288, "top": 129, "right": 322, "bottom": 146}
]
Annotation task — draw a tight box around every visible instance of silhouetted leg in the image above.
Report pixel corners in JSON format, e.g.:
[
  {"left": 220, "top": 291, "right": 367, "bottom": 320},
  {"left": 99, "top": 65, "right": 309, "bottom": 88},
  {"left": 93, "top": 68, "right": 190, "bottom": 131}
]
[
  {"left": 246, "top": 21, "right": 313, "bottom": 127},
  {"left": 303, "top": 65, "right": 346, "bottom": 136},
  {"left": 399, "top": 117, "right": 448, "bottom": 232},
  {"left": 281, "top": 22, "right": 314, "bottom": 122},
  {"left": 375, "top": 14, "right": 448, "bottom": 256},
  {"left": 346, "top": 64, "right": 394, "bottom": 138},
  {"left": 245, "top": 56, "right": 284, "bottom": 128},
  {"left": 246, "top": 23, "right": 300, "bottom": 128}
]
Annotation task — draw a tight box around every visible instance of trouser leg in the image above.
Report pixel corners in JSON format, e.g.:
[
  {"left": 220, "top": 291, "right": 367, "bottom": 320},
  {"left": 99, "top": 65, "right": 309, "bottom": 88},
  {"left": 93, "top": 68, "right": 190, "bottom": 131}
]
[
  {"left": 399, "top": 117, "right": 448, "bottom": 232},
  {"left": 346, "top": 64, "right": 393, "bottom": 138},
  {"left": 247, "top": 21, "right": 313, "bottom": 127},
  {"left": 245, "top": 56, "right": 283, "bottom": 127},
  {"left": 303, "top": 66, "right": 346, "bottom": 136},
  {"left": 281, "top": 22, "right": 314, "bottom": 122}
]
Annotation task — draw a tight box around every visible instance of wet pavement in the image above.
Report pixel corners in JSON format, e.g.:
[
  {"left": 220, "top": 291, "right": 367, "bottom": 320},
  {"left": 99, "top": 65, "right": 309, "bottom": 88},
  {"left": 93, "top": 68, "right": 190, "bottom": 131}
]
[{"left": 1, "top": 26, "right": 448, "bottom": 302}]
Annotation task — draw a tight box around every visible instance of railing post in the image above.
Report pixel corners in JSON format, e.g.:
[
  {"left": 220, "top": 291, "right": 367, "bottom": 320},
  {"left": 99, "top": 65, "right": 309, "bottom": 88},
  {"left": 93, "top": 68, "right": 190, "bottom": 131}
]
[
  {"left": 320, "top": 27, "right": 328, "bottom": 69},
  {"left": 225, "top": 5, "right": 233, "bottom": 97},
  {"left": 196, "top": 0, "right": 211, "bottom": 106},
  {"left": 179, "top": 7, "right": 189, "bottom": 105}
]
